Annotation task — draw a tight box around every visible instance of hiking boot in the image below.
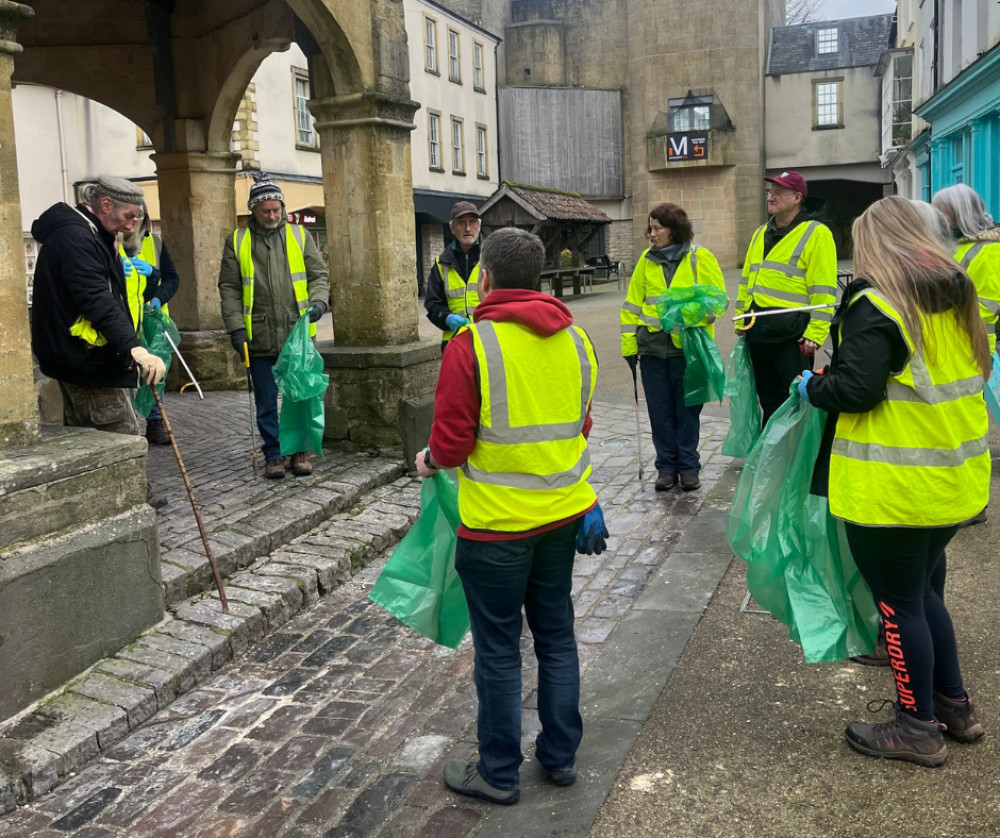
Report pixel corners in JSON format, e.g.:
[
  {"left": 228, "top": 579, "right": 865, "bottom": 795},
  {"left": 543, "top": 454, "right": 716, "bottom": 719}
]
[
  {"left": 145, "top": 417, "right": 170, "bottom": 445},
  {"left": 264, "top": 458, "right": 286, "bottom": 479},
  {"left": 546, "top": 762, "right": 577, "bottom": 787},
  {"left": 957, "top": 507, "right": 987, "bottom": 528},
  {"left": 654, "top": 473, "right": 677, "bottom": 492},
  {"left": 290, "top": 451, "right": 313, "bottom": 476},
  {"left": 933, "top": 690, "right": 984, "bottom": 743},
  {"left": 850, "top": 620, "right": 890, "bottom": 667},
  {"left": 443, "top": 759, "right": 519, "bottom": 805},
  {"left": 146, "top": 483, "right": 168, "bottom": 511},
  {"left": 680, "top": 473, "right": 700, "bottom": 491},
  {"left": 845, "top": 701, "right": 948, "bottom": 767}
]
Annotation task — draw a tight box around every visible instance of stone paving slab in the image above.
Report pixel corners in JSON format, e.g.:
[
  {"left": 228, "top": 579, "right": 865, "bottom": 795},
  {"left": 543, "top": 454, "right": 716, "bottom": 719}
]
[{"left": 0, "top": 400, "right": 736, "bottom": 837}]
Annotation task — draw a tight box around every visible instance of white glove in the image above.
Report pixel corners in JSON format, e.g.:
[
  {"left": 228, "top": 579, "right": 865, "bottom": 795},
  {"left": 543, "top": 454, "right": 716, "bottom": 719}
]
[{"left": 130, "top": 346, "right": 166, "bottom": 386}]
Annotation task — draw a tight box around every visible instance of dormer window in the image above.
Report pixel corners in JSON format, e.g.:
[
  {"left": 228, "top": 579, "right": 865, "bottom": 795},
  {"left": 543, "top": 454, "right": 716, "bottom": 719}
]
[
  {"left": 668, "top": 95, "right": 713, "bottom": 132},
  {"left": 817, "top": 27, "right": 838, "bottom": 55}
]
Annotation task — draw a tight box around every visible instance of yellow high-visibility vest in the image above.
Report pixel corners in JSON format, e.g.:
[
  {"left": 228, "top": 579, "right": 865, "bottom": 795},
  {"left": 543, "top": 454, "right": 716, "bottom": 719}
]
[
  {"left": 139, "top": 233, "right": 169, "bottom": 316},
  {"left": 956, "top": 240, "right": 1000, "bottom": 354},
  {"left": 233, "top": 224, "right": 313, "bottom": 339},
  {"left": 620, "top": 245, "right": 727, "bottom": 356},
  {"left": 458, "top": 319, "right": 598, "bottom": 532},
  {"left": 438, "top": 259, "right": 481, "bottom": 341},
  {"left": 737, "top": 220, "right": 837, "bottom": 345},
  {"left": 829, "top": 289, "right": 990, "bottom": 527},
  {"left": 69, "top": 250, "right": 141, "bottom": 346}
]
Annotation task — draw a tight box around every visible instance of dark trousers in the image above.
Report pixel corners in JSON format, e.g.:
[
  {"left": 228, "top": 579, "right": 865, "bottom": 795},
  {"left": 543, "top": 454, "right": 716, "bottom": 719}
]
[
  {"left": 639, "top": 355, "right": 703, "bottom": 476},
  {"left": 455, "top": 520, "right": 583, "bottom": 789},
  {"left": 747, "top": 339, "right": 812, "bottom": 428},
  {"left": 248, "top": 355, "right": 280, "bottom": 461},
  {"left": 845, "top": 523, "right": 966, "bottom": 720}
]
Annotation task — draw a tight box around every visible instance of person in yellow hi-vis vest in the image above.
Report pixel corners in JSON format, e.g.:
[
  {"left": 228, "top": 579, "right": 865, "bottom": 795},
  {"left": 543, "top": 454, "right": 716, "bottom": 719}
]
[
  {"left": 122, "top": 200, "right": 181, "bottom": 446},
  {"left": 29, "top": 176, "right": 167, "bottom": 508},
  {"left": 735, "top": 171, "right": 837, "bottom": 427},
  {"left": 424, "top": 201, "right": 482, "bottom": 352},
  {"left": 800, "top": 196, "right": 990, "bottom": 767},
  {"left": 218, "top": 173, "right": 330, "bottom": 480},
  {"left": 415, "top": 227, "right": 606, "bottom": 804}
]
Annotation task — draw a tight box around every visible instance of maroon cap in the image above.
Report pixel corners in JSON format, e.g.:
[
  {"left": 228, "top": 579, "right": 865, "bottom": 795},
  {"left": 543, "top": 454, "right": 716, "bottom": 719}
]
[
  {"left": 450, "top": 201, "right": 480, "bottom": 221},
  {"left": 764, "top": 171, "right": 808, "bottom": 198}
]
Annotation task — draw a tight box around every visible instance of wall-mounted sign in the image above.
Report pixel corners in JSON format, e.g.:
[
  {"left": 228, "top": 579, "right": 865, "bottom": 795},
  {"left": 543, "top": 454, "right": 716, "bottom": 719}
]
[
  {"left": 288, "top": 212, "right": 320, "bottom": 225},
  {"left": 666, "top": 134, "right": 708, "bottom": 162}
]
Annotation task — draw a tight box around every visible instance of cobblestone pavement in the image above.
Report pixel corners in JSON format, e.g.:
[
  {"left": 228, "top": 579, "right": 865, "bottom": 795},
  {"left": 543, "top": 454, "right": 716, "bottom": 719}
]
[{"left": 0, "top": 390, "right": 735, "bottom": 837}]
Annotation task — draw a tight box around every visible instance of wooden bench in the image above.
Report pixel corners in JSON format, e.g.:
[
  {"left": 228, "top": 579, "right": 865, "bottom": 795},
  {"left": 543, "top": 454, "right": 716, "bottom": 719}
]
[{"left": 540, "top": 267, "right": 596, "bottom": 298}]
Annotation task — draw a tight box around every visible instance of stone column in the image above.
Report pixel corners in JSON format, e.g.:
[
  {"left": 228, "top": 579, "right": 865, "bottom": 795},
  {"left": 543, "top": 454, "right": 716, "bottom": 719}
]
[
  {"left": 0, "top": 1, "right": 38, "bottom": 449},
  {"left": 310, "top": 92, "right": 440, "bottom": 452},
  {"left": 152, "top": 147, "right": 244, "bottom": 389}
]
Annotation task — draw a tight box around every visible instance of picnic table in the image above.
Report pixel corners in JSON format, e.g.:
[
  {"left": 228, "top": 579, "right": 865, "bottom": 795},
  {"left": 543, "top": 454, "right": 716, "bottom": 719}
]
[{"left": 540, "top": 266, "right": 596, "bottom": 298}]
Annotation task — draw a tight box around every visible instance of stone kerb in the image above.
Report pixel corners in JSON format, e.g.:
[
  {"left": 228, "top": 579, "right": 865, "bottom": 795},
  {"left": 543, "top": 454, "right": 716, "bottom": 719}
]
[{"left": 0, "top": 476, "right": 423, "bottom": 812}]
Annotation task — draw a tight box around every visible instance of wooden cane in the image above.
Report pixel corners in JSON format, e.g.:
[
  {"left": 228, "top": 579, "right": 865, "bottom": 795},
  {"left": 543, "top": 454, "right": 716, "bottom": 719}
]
[{"left": 151, "top": 388, "right": 229, "bottom": 613}]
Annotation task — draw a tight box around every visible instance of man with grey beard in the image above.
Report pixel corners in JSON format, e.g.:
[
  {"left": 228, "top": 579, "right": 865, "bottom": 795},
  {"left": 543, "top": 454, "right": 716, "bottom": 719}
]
[{"left": 218, "top": 173, "right": 330, "bottom": 480}]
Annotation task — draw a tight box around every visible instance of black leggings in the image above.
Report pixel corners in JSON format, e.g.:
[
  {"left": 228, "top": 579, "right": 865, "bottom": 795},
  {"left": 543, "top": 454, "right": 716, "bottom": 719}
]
[{"left": 845, "top": 523, "right": 965, "bottom": 721}]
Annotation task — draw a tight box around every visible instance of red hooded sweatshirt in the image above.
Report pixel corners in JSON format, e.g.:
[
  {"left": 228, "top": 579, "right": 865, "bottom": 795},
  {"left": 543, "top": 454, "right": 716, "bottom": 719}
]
[{"left": 428, "top": 288, "right": 596, "bottom": 541}]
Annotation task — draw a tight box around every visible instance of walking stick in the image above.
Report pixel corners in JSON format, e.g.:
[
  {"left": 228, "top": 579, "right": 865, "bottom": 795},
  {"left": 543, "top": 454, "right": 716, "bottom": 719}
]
[
  {"left": 151, "top": 388, "right": 229, "bottom": 613},
  {"left": 630, "top": 361, "right": 644, "bottom": 483},
  {"left": 243, "top": 343, "right": 261, "bottom": 473}
]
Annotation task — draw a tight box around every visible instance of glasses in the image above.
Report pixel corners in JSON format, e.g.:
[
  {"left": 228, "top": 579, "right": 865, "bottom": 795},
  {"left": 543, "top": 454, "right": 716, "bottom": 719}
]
[
  {"left": 454, "top": 219, "right": 480, "bottom": 229},
  {"left": 120, "top": 211, "right": 144, "bottom": 222}
]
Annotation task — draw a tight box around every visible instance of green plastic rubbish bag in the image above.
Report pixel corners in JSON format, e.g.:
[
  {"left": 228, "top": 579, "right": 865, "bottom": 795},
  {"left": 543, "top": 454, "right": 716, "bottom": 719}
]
[
  {"left": 725, "top": 385, "right": 879, "bottom": 663},
  {"left": 134, "top": 309, "right": 179, "bottom": 418},
  {"left": 657, "top": 285, "right": 728, "bottom": 406},
  {"left": 721, "top": 340, "right": 761, "bottom": 458},
  {"left": 369, "top": 470, "right": 470, "bottom": 648},
  {"left": 273, "top": 313, "right": 329, "bottom": 456}
]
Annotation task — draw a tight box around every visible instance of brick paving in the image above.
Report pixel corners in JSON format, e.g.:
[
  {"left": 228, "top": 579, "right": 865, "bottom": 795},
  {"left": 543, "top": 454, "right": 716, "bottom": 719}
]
[{"left": 0, "top": 385, "right": 734, "bottom": 836}]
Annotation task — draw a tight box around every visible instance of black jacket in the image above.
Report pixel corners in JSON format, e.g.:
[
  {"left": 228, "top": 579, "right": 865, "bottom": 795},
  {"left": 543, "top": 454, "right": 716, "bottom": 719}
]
[
  {"left": 30, "top": 202, "right": 141, "bottom": 388},
  {"left": 806, "top": 277, "right": 909, "bottom": 495},
  {"left": 424, "top": 239, "right": 481, "bottom": 331}
]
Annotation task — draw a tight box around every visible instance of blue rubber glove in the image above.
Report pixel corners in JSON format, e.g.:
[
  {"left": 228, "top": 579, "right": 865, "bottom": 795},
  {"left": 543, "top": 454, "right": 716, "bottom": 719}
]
[
  {"left": 129, "top": 256, "right": 153, "bottom": 277},
  {"left": 576, "top": 503, "right": 609, "bottom": 555},
  {"left": 797, "top": 369, "right": 814, "bottom": 403},
  {"left": 145, "top": 297, "right": 162, "bottom": 315},
  {"left": 446, "top": 314, "right": 470, "bottom": 332},
  {"left": 121, "top": 255, "right": 132, "bottom": 275}
]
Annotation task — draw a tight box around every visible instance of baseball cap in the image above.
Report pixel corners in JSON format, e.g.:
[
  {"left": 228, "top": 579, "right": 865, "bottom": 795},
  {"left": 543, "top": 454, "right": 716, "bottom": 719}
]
[
  {"left": 450, "top": 201, "right": 480, "bottom": 221},
  {"left": 764, "top": 171, "right": 808, "bottom": 198}
]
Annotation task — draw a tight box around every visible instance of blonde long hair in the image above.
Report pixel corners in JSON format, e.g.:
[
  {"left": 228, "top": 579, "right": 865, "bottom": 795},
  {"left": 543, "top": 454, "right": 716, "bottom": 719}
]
[{"left": 852, "top": 196, "right": 990, "bottom": 378}]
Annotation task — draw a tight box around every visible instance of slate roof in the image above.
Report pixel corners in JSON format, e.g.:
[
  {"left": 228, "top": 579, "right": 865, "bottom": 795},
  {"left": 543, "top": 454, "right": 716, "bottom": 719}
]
[
  {"left": 767, "top": 14, "right": 894, "bottom": 76},
  {"left": 480, "top": 182, "right": 611, "bottom": 224}
]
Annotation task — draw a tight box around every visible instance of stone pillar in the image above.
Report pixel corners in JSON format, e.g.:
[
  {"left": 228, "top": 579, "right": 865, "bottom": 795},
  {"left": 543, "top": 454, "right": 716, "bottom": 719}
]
[
  {"left": 0, "top": 1, "right": 39, "bottom": 449},
  {"left": 153, "top": 147, "right": 244, "bottom": 389},
  {"left": 311, "top": 92, "right": 440, "bottom": 451}
]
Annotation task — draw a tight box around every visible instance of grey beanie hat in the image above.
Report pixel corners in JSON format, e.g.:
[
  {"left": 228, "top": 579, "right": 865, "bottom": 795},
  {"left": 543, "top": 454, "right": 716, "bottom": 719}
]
[
  {"left": 248, "top": 172, "right": 285, "bottom": 211},
  {"left": 95, "top": 175, "right": 144, "bottom": 205}
]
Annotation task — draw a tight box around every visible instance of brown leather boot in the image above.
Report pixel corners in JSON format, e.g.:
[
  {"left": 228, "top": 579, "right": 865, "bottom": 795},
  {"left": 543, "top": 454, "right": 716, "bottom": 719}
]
[
  {"left": 145, "top": 418, "right": 170, "bottom": 445},
  {"left": 264, "top": 458, "right": 286, "bottom": 479},
  {"left": 290, "top": 452, "right": 313, "bottom": 476}
]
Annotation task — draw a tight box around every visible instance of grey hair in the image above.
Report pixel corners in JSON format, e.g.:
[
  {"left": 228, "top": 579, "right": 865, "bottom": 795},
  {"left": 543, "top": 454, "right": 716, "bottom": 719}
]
[
  {"left": 908, "top": 200, "right": 954, "bottom": 252},
  {"left": 480, "top": 227, "right": 546, "bottom": 290},
  {"left": 932, "top": 183, "right": 994, "bottom": 240}
]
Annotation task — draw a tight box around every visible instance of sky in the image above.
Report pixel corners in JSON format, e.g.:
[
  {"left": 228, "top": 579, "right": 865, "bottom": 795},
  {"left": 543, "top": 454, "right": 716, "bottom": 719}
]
[{"left": 816, "top": 0, "right": 896, "bottom": 21}]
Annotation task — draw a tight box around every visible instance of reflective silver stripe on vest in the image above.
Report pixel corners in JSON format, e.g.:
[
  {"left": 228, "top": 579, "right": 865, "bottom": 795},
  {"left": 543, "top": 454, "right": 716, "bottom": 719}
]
[
  {"left": 461, "top": 448, "right": 593, "bottom": 490},
  {"left": 288, "top": 225, "right": 310, "bottom": 317},
  {"left": 759, "top": 222, "right": 819, "bottom": 278},
  {"left": 690, "top": 245, "right": 698, "bottom": 280},
  {"left": 623, "top": 301, "right": 642, "bottom": 315},
  {"left": 621, "top": 323, "right": 638, "bottom": 334},
  {"left": 235, "top": 227, "right": 253, "bottom": 319},
  {"left": 473, "top": 320, "right": 592, "bottom": 445},
  {"left": 832, "top": 434, "right": 989, "bottom": 468},
  {"left": 445, "top": 286, "right": 467, "bottom": 299},
  {"left": 884, "top": 349, "right": 985, "bottom": 405},
  {"left": 960, "top": 242, "right": 985, "bottom": 271},
  {"left": 748, "top": 283, "right": 810, "bottom": 307},
  {"left": 746, "top": 228, "right": 765, "bottom": 275}
]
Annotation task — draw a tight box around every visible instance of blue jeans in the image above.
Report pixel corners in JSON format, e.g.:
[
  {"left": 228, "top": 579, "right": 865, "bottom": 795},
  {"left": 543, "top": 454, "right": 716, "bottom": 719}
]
[
  {"left": 248, "top": 355, "right": 280, "bottom": 461},
  {"left": 639, "top": 354, "right": 703, "bottom": 476},
  {"left": 455, "top": 520, "right": 583, "bottom": 790}
]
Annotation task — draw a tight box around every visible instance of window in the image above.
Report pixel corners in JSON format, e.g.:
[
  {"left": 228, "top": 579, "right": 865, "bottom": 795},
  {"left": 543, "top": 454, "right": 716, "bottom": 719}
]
[
  {"left": 951, "top": 135, "right": 965, "bottom": 183},
  {"left": 448, "top": 29, "right": 461, "bottom": 82},
  {"left": 425, "top": 17, "right": 438, "bottom": 73},
  {"left": 814, "top": 80, "right": 842, "bottom": 128},
  {"left": 476, "top": 124, "right": 488, "bottom": 178},
  {"left": 292, "top": 69, "right": 317, "bottom": 148},
  {"left": 891, "top": 54, "right": 913, "bottom": 146},
  {"left": 473, "top": 42, "right": 485, "bottom": 91},
  {"left": 668, "top": 96, "right": 712, "bottom": 132},
  {"left": 451, "top": 117, "right": 465, "bottom": 173},
  {"left": 817, "top": 27, "right": 838, "bottom": 55},
  {"left": 428, "top": 111, "right": 442, "bottom": 170}
]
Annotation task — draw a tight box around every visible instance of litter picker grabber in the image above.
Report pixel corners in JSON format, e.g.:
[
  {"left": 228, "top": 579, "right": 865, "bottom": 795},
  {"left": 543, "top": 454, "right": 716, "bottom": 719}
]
[
  {"left": 732, "top": 302, "right": 833, "bottom": 330},
  {"left": 243, "top": 343, "right": 261, "bottom": 473},
  {"left": 151, "top": 388, "right": 229, "bottom": 613},
  {"left": 630, "top": 361, "right": 644, "bottom": 483},
  {"left": 154, "top": 320, "right": 204, "bottom": 400}
]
